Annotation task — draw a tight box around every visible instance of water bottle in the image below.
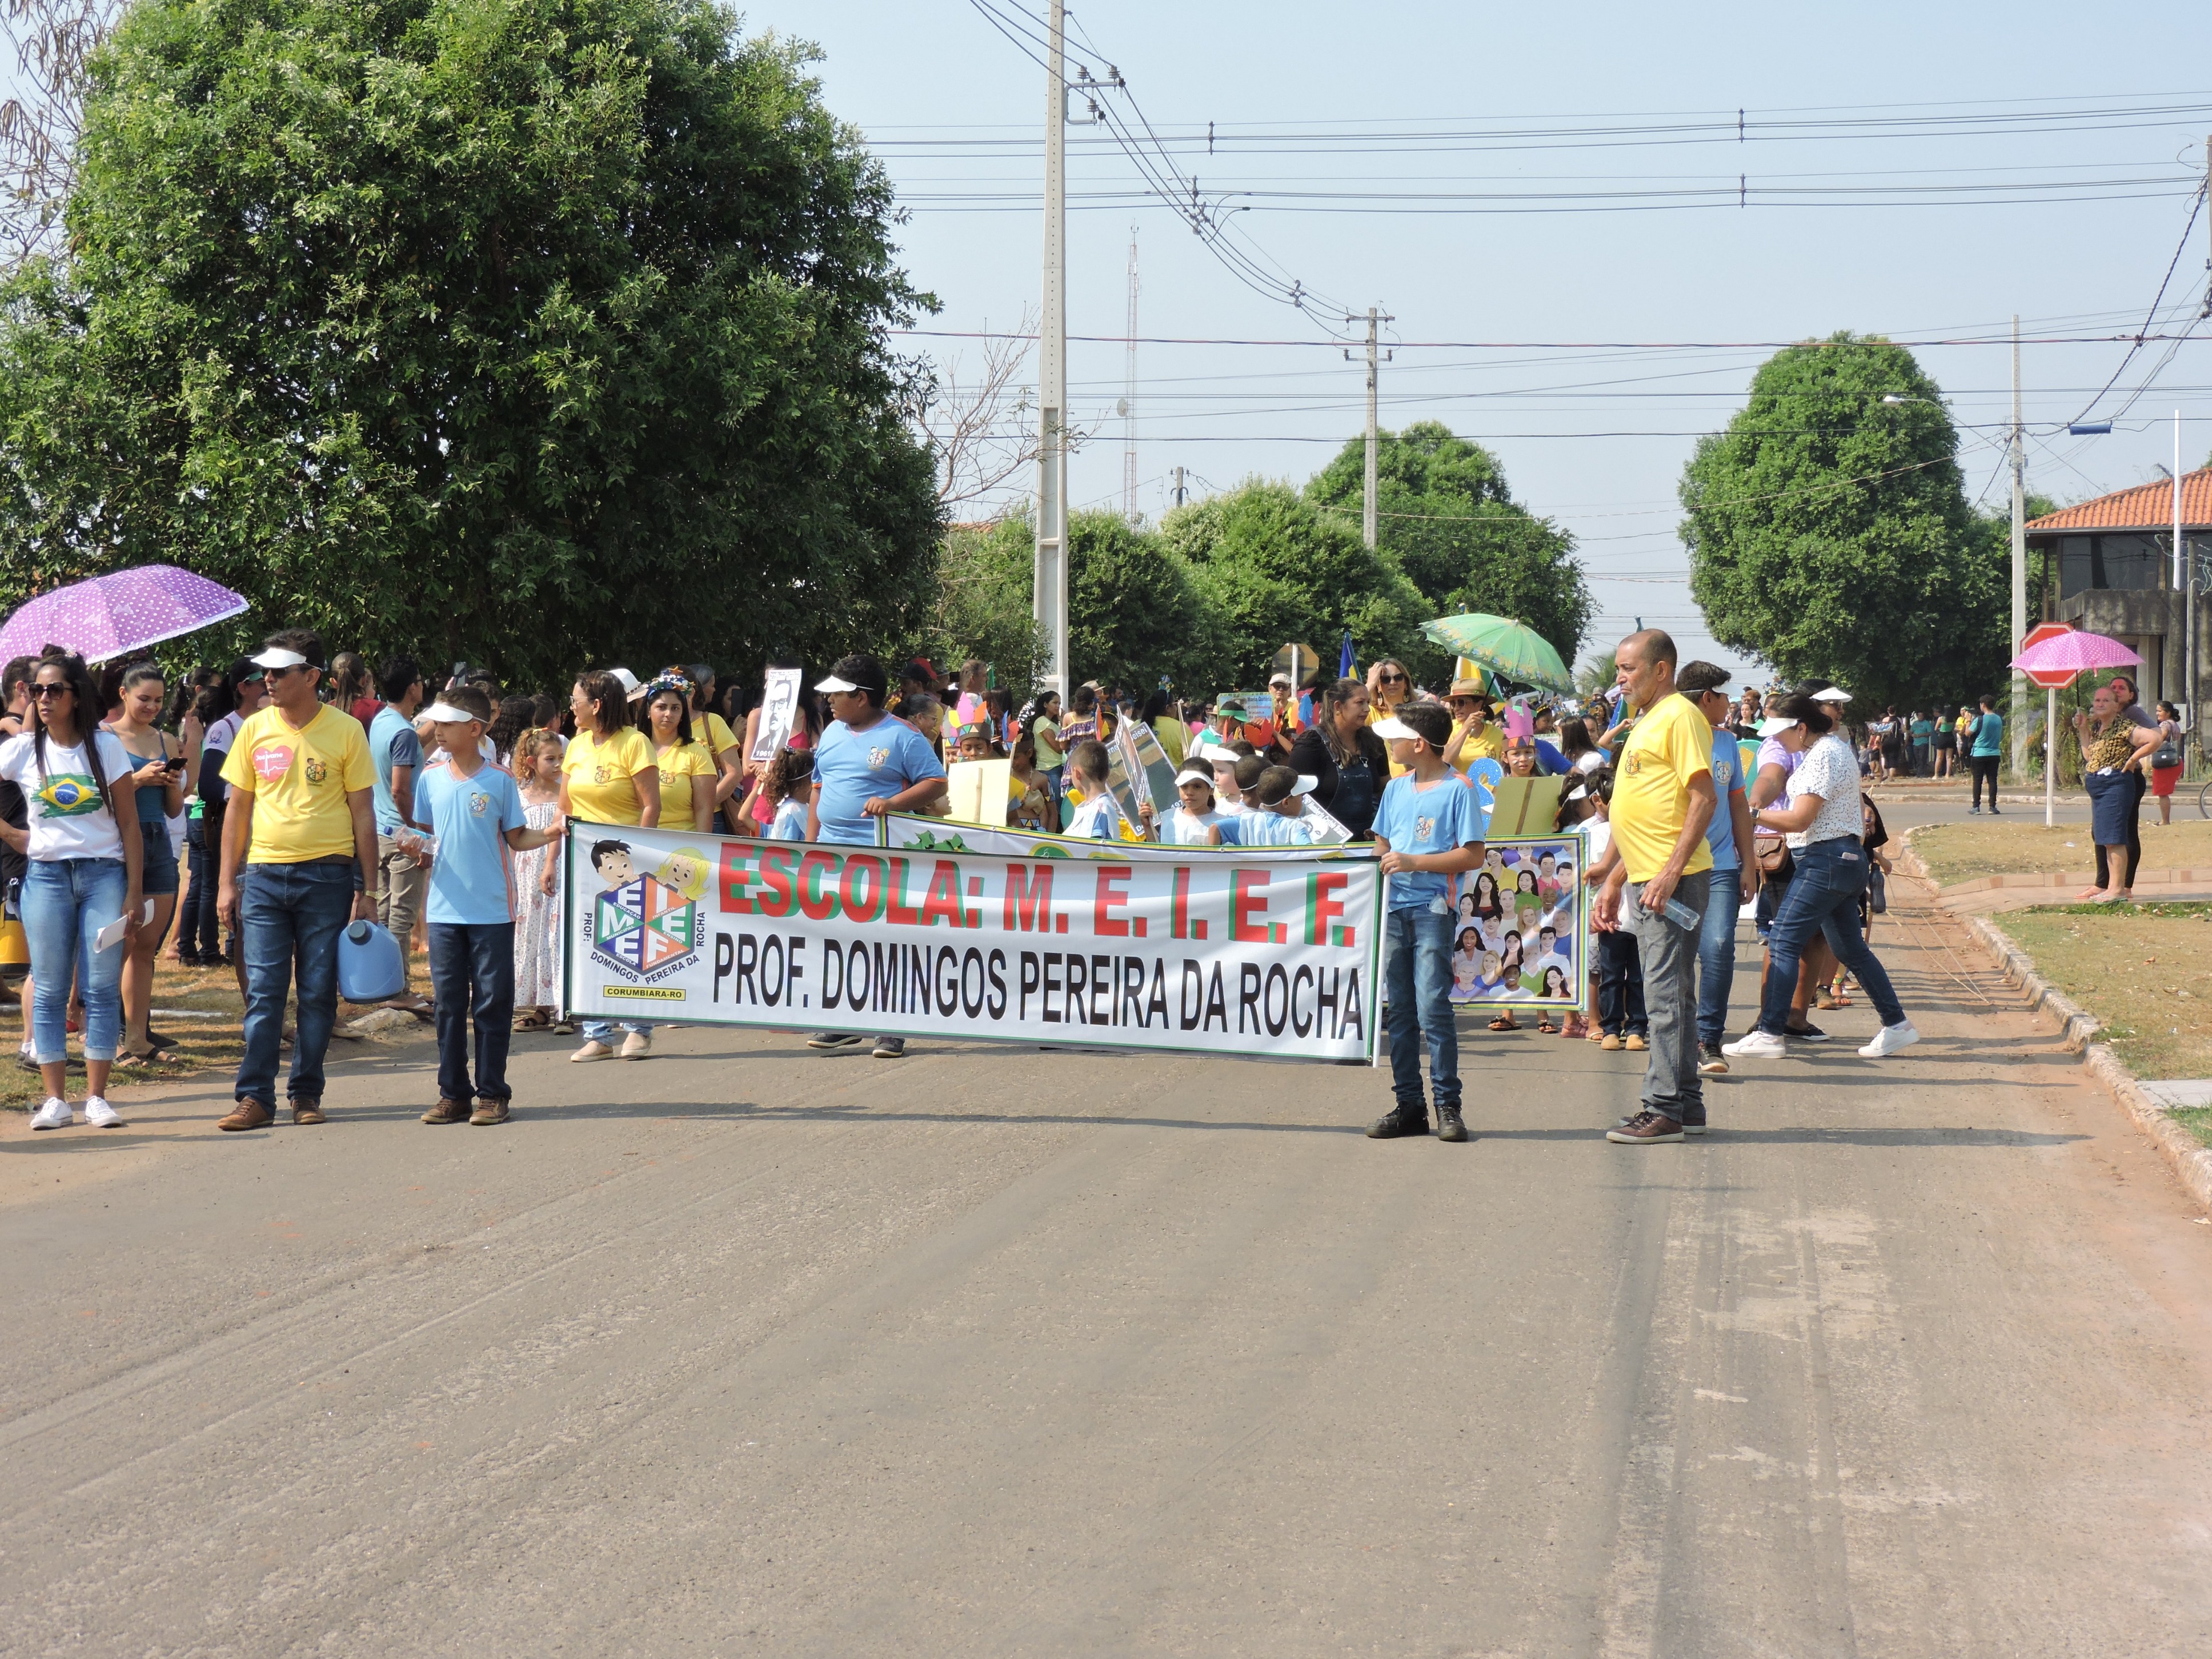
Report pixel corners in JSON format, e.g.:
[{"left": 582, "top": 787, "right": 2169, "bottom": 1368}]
[{"left": 337, "top": 920, "right": 408, "bottom": 1003}]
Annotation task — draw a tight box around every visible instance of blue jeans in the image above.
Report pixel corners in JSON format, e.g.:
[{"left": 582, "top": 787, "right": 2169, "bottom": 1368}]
[
  {"left": 22, "top": 857, "right": 126, "bottom": 1064},
  {"left": 1755, "top": 839, "right": 1905, "bottom": 1036},
  {"left": 1384, "top": 906, "right": 1458, "bottom": 1114},
  {"left": 1696, "top": 864, "right": 1742, "bottom": 1046},
  {"left": 1597, "top": 928, "right": 1646, "bottom": 1037},
  {"left": 183, "top": 812, "right": 225, "bottom": 957},
  {"left": 583, "top": 1019, "right": 651, "bottom": 1044},
  {"left": 236, "top": 859, "right": 356, "bottom": 1105},
  {"left": 431, "top": 922, "right": 515, "bottom": 1101}
]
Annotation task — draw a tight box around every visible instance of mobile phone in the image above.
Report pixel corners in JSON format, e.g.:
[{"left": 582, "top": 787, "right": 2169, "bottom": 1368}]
[{"left": 164, "top": 755, "right": 186, "bottom": 772}]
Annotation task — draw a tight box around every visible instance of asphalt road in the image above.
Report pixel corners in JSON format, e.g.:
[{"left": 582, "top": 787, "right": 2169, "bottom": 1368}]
[{"left": 5, "top": 866, "right": 2211, "bottom": 1656}]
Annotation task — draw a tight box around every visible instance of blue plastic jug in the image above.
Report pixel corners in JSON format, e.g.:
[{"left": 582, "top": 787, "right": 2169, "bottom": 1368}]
[{"left": 337, "top": 919, "right": 407, "bottom": 1003}]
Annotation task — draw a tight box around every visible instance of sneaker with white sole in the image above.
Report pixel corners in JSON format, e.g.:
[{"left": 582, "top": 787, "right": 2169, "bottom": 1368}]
[
  {"left": 570, "top": 1040, "right": 615, "bottom": 1063},
  {"left": 872, "top": 1036, "right": 905, "bottom": 1059},
  {"left": 30, "top": 1096, "right": 70, "bottom": 1131},
  {"left": 1858, "top": 1020, "right": 1921, "bottom": 1059},
  {"left": 83, "top": 1096, "right": 122, "bottom": 1128},
  {"left": 1722, "top": 1029, "right": 1788, "bottom": 1060},
  {"left": 1697, "top": 1042, "right": 1729, "bottom": 1076},
  {"left": 619, "top": 1032, "right": 652, "bottom": 1060}
]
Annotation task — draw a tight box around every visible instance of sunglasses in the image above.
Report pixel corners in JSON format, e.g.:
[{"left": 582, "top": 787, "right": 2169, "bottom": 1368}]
[
  {"left": 28, "top": 684, "right": 69, "bottom": 700},
  {"left": 1376, "top": 671, "right": 1406, "bottom": 683}
]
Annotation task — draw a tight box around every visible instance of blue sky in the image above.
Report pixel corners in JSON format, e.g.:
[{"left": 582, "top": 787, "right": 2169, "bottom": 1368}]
[{"left": 761, "top": 1, "right": 2212, "bottom": 681}]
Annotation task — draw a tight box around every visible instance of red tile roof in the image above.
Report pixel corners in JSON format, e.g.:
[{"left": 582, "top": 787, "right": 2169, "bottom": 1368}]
[{"left": 2026, "top": 467, "right": 2212, "bottom": 533}]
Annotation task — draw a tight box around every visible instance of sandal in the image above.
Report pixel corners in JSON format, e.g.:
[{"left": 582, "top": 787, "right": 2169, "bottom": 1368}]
[
  {"left": 512, "top": 1009, "right": 551, "bottom": 1032},
  {"left": 1537, "top": 1016, "right": 1557, "bottom": 1034},
  {"left": 1488, "top": 1014, "right": 1520, "bottom": 1032}
]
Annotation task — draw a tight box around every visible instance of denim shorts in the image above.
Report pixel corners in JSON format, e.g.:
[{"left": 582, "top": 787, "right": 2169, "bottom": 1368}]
[{"left": 137, "top": 819, "right": 179, "bottom": 896}]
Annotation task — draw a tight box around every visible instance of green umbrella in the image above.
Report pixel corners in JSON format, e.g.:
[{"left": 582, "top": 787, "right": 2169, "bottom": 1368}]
[{"left": 1420, "top": 612, "right": 1573, "bottom": 694}]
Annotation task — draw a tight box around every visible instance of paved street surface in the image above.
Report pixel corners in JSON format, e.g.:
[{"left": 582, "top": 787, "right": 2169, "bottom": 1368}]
[{"left": 6, "top": 857, "right": 2212, "bottom": 1656}]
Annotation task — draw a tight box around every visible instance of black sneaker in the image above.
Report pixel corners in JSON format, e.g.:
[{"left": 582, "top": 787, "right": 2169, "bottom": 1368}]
[
  {"left": 1698, "top": 1041, "right": 1728, "bottom": 1076},
  {"left": 1784, "top": 1021, "right": 1830, "bottom": 1043},
  {"left": 1436, "top": 1105, "right": 1469, "bottom": 1143},
  {"left": 807, "top": 1032, "right": 864, "bottom": 1051},
  {"left": 1366, "top": 1105, "right": 1430, "bottom": 1139}
]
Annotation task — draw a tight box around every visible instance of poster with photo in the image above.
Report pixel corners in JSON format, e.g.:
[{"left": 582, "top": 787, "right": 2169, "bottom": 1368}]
[
  {"left": 748, "top": 667, "right": 803, "bottom": 764},
  {"left": 1447, "top": 834, "right": 1587, "bottom": 1013}
]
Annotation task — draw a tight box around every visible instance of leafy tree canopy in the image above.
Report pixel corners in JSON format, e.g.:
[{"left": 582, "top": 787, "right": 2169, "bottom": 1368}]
[
  {"left": 1305, "top": 420, "right": 1592, "bottom": 673},
  {"left": 0, "top": 0, "right": 940, "bottom": 687},
  {"left": 1165, "top": 480, "right": 1428, "bottom": 686},
  {"left": 1681, "top": 333, "right": 2004, "bottom": 708}
]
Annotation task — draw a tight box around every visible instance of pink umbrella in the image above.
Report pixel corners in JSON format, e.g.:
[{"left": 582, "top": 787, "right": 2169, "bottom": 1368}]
[
  {"left": 2009, "top": 628, "right": 2141, "bottom": 679},
  {"left": 0, "top": 564, "right": 248, "bottom": 664}
]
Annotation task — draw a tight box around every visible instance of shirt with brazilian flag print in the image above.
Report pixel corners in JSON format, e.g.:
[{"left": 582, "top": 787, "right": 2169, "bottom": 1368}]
[
  {"left": 0, "top": 730, "right": 135, "bottom": 861},
  {"left": 219, "top": 706, "right": 375, "bottom": 864}
]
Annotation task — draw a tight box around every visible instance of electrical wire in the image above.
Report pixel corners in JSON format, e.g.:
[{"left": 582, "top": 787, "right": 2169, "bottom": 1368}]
[{"left": 2066, "top": 179, "right": 2209, "bottom": 426}]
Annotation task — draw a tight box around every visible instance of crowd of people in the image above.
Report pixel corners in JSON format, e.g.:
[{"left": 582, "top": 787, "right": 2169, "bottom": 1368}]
[{"left": 2, "top": 624, "right": 1925, "bottom": 1146}]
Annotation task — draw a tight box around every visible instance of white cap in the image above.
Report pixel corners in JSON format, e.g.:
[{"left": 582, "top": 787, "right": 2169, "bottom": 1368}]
[
  {"left": 1813, "top": 686, "right": 1852, "bottom": 703},
  {"left": 1291, "top": 773, "right": 1318, "bottom": 797},
  {"left": 1757, "top": 715, "right": 1801, "bottom": 737},
  {"left": 1371, "top": 715, "right": 1420, "bottom": 742},
  {"left": 609, "top": 667, "right": 645, "bottom": 702},
  {"left": 247, "top": 646, "right": 312, "bottom": 671},
  {"left": 1173, "top": 763, "right": 1216, "bottom": 790},
  {"left": 1268, "top": 671, "right": 1293, "bottom": 687},
  {"left": 422, "top": 700, "right": 482, "bottom": 724},
  {"left": 815, "top": 673, "right": 860, "bottom": 693}
]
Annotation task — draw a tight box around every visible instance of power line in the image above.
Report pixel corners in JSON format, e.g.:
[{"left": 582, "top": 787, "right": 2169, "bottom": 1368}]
[
  {"left": 894, "top": 326, "right": 2210, "bottom": 350},
  {"left": 2067, "top": 178, "right": 2209, "bottom": 425}
]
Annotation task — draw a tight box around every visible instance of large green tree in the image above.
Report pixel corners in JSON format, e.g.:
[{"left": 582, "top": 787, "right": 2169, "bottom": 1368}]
[
  {"left": 1682, "top": 333, "right": 2005, "bottom": 708},
  {"left": 0, "top": 0, "right": 939, "bottom": 686},
  {"left": 1163, "top": 481, "right": 1428, "bottom": 686},
  {"left": 1305, "top": 420, "right": 1593, "bottom": 673}
]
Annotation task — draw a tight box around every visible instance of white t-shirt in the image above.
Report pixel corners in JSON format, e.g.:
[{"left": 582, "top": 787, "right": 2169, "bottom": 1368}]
[
  {"left": 0, "top": 729, "right": 135, "bottom": 861},
  {"left": 203, "top": 710, "right": 245, "bottom": 758},
  {"left": 1067, "top": 792, "right": 1128, "bottom": 841},
  {"left": 1784, "top": 733, "right": 1865, "bottom": 851},
  {"left": 1159, "top": 806, "right": 1222, "bottom": 846}
]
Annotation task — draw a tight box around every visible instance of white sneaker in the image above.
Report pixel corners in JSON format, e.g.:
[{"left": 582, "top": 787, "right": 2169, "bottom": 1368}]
[
  {"left": 1858, "top": 1020, "right": 1921, "bottom": 1059},
  {"left": 30, "top": 1096, "right": 71, "bottom": 1131},
  {"left": 1721, "top": 1030, "right": 1788, "bottom": 1061},
  {"left": 83, "top": 1096, "right": 122, "bottom": 1128}
]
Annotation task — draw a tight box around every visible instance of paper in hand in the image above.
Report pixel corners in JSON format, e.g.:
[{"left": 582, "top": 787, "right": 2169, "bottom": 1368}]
[{"left": 94, "top": 900, "right": 155, "bottom": 953}]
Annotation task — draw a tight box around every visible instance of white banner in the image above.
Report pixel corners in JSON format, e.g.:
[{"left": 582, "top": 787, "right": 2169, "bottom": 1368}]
[{"left": 561, "top": 819, "right": 1384, "bottom": 1062}]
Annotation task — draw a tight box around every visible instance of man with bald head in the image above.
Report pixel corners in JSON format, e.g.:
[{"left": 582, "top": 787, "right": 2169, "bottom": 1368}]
[{"left": 1588, "top": 629, "right": 1717, "bottom": 1143}]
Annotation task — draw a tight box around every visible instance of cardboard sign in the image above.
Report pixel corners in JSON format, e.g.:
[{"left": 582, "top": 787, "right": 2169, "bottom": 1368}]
[{"left": 945, "top": 757, "right": 1013, "bottom": 827}]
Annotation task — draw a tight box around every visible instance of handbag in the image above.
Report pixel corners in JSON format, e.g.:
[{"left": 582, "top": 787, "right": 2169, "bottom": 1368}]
[
  {"left": 1868, "top": 863, "right": 1888, "bottom": 915},
  {"left": 2150, "top": 733, "right": 2182, "bottom": 770},
  {"left": 1752, "top": 832, "right": 1793, "bottom": 881}
]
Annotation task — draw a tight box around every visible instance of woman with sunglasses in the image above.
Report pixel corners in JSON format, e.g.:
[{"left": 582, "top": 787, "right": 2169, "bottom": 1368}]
[
  {"left": 0, "top": 651, "right": 144, "bottom": 1129},
  {"left": 1365, "top": 659, "right": 1415, "bottom": 778}
]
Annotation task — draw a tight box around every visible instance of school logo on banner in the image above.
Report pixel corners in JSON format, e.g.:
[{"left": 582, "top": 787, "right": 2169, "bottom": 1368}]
[{"left": 591, "top": 874, "right": 702, "bottom": 984}]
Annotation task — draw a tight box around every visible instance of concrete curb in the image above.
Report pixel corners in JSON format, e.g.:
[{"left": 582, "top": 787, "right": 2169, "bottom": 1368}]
[{"left": 1958, "top": 907, "right": 2212, "bottom": 1216}]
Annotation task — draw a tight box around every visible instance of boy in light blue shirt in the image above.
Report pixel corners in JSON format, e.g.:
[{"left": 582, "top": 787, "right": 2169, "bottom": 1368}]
[
  {"left": 1231, "top": 766, "right": 1316, "bottom": 846},
  {"left": 1367, "top": 703, "right": 1486, "bottom": 1143},
  {"left": 414, "top": 688, "right": 563, "bottom": 1125}
]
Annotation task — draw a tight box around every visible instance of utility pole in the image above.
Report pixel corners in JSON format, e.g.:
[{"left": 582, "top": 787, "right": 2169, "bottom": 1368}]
[
  {"left": 1171, "top": 464, "right": 1186, "bottom": 508},
  {"left": 1032, "top": 0, "right": 1069, "bottom": 706},
  {"left": 2009, "top": 314, "right": 2027, "bottom": 784},
  {"left": 1345, "top": 306, "right": 1393, "bottom": 549},
  {"left": 1122, "top": 226, "right": 1139, "bottom": 524},
  {"left": 2195, "top": 135, "right": 2209, "bottom": 746}
]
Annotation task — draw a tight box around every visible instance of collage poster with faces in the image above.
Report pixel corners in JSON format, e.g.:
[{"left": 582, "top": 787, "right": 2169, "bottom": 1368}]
[{"left": 1448, "top": 834, "right": 1589, "bottom": 1013}]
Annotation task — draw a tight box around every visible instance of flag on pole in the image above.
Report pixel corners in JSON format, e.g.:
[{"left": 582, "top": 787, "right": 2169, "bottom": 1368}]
[{"left": 1337, "top": 630, "right": 1354, "bottom": 679}]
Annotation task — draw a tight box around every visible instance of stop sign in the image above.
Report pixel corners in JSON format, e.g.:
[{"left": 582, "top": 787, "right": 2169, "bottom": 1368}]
[{"left": 2018, "top": 622, "right": 2078, "bottom": 690}]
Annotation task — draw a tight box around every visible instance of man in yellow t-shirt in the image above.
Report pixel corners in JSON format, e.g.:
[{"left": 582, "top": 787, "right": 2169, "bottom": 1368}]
[
  {"left": 213, "top": 631, "right": 379, "bottom": 1133},
  {"left": 1589, "top": 629, "right": 1716, "bottom": 1145}
]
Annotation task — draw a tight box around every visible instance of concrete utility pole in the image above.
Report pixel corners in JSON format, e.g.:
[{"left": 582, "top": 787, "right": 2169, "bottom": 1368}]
[
  {"left": 1346, "top": 307, "right": 1393, "bottom": 550},
  {"left": 1123, "top": 226, "right": 1139, "bottom": 525},
  {"left": 1032, "top": 0, "right": 1069, "bottom": 706},
  {"left": 1171, "top": 465, "right": 1186, "bottom": 508},
  {"left": 2010, "top": 314, "right": 2028, "bottom": 783},
  {"left": 2195, "top": 136, "right": 2209, "bottom": 743}
]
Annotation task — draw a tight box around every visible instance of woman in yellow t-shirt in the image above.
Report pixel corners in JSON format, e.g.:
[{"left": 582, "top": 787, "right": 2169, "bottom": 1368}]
[
  {"left": 642, "top": 674, "right": 717, "bottom": 832},
  {"left": 562, "top": 670, "right": 661, "bottom": 1063}
]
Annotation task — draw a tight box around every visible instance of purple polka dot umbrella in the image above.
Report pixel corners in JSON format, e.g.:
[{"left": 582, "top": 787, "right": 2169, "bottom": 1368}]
[{"left": 0, "top": 564, "right": 249, "bottom": 665}]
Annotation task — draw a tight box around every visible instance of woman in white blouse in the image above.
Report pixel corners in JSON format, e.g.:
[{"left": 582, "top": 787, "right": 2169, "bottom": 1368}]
[{"left": 1724, "top": 690, "right": 1918, "bottom": 1063}]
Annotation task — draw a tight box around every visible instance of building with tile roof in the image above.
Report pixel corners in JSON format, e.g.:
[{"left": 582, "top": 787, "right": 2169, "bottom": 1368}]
[{"left": 2026, "top": 467, "right": 2208, "bottom": 733}]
